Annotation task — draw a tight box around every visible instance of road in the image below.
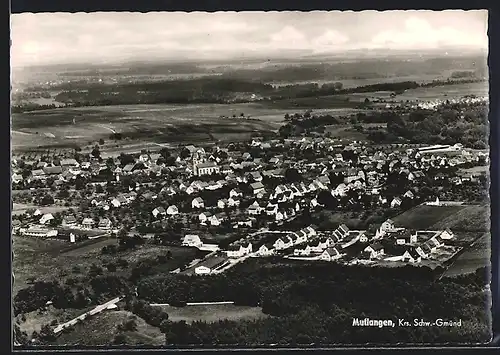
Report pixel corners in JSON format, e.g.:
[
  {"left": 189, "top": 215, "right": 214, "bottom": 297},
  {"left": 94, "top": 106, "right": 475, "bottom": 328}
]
[{"left": 53, "top": 296, "right": 122, "bottom": 334}]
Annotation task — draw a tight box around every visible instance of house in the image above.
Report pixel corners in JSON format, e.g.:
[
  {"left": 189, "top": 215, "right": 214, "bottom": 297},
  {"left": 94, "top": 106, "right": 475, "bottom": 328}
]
[
  {"left": 12, "top": 174, "right": 23, "bottom": 184},
  {"left": 192, "top": 197, "right": 205, "bottom": 209},
  {"left": 380, "top": 219, "right": 396, "bottom": 233},
  {"left": 98, "top": 218, "right": 112, "bottom": 230},
  {"left": 319, "top": 247, "right": 342, "bottom": 261},
  {"left": 62, "top": 215, "right": 77, "bottom": 227},
  {"left": 249, "top": 171, "right": 263, "bottom": 182},
  {"left": 416, "top": 244, "right": 432, "bottom": 259},
  {"left": 275, "top": 211, "right": 285, "bottom": 221},
  {"left": 110, "top": 198, "right": 122, "bottom": 208},
  {"left": 226, "top": 243, "right": 253, "bottom": 258},
  {"left": 199, "top": 212, "right": 212, "bottom": 223},
  {"left": 439, "top": 228, "right": 454, "bottom": 240},
  {"left": 255, "top": 244, "right": 274, "bottom": 257},
  {"left": 152, "top": 207, "right": 166, "bottom": 218},
  {"left": 227, "top": 197, "right": 240, "bottom": 207},
  {"left": 182, "top": 234, "right": 203, "bottom": 248},
  {"left": 61, "top": 158, "right": 79, "bottom": 167},
  {"left": 194, "top": 161, "right": 220, "bottom": 176},
  {"left": 43, "top": 166, "right": 63, "bottom": 176},
  {"left": 273, "top": 236, "right": 294, "bottom": 250},
  {"left": 364, "top": 243, "right": 385, "bottom": 259},
  {"left": 23, "top": 226, "right": 58, "bottom": 238},
  {"left": 402, "top": 248, "right": 422, "bottom": 263},
  {"left": 167, "top": 205, "right": 179, "bottom": 216},
  {"left": 217, "top": 199, "right": 228, "bottom": 209},
  {"left": 81, "top": 218, "right": 94, "bottom": 229},
  {"left": 39, "top": 213, "right": 54, "bottom": 225},
  {"left": 333, "top": 224, "right": 350, "bottom": 241},
  {"left": 403, "top": 190, "right": 415, "bottom": 199},
  {"left": 195, "top": 266, "right": 212, "bottom": 275},
  {"left": 332, "top": 183, "right": 348, "bottom": 197},
  {"left": 390, "top": 197, "right": 402, "bottom": 208},
  {"left": 266, "top": 203, "right": 278, "bottom": 216},
  {"left": 247, "top": 201, "right": 262, "bottom": 215},
  {"left": 395, "top": 230, "right": 418, "bottom": 245},
  {"left": 250, "top": 182, "right": 265, "bottom": 195},
  {"left": 209, "top": 214, "right": 224, "bottom": 226},
  {"left": 229, "top": 188, "right": 243, "bottom": 198}
]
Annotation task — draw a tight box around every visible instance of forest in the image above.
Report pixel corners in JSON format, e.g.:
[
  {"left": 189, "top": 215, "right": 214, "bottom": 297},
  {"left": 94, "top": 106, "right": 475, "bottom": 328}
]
[{"left": 139, "top": 259, "right": 491, "bottom": 345}]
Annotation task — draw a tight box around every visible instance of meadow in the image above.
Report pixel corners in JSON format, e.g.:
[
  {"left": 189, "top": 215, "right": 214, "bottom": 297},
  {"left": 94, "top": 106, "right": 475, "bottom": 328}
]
[
  {"left": 53, "top": 310, "right": 165, "bottom": 346},
  {"left": 157, "top": 304, "right": 268, "bottom": 324},
  {"left": 342, "top": 81, "right": 488, "bottom": 103},
  {"left": 391, "top": 204, "right": 468, "bottom": 230},
  {"left": 12, "top": 233, "right": 197, "bottom": 295},
  {"left": 443, "top": 233, "right": 491, "bottom": 277}
]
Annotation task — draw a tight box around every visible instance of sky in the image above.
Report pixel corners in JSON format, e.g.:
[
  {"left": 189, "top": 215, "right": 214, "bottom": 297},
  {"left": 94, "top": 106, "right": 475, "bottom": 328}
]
[{"left": 10, "top": 10, "right": 488, "bottom": 67}]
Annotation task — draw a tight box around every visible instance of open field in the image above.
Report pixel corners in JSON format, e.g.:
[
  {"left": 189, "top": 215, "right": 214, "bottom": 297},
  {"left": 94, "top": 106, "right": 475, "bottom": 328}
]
[
  {"left": 11, "top": 103, "right": 370, "bottom": 152},
  {"left": 460, "top": 165, "right": 489, "bottom": 174},
  {"left": 16, "top": 306, "right": 94, "bottom": 338},
  {"left": 12, "top": 233, "right": 198, "bottom": 295},
  {"left": 12, "top": 203, "right": 74, "bottom": 216},
  {"left": 339, "top": 81, "right": 488, "bottom": 103},
  {"left": 428, "top": 205, "right": 490, "bottom": 233},
  {"left": 157, "top": 304, "right": 267, "bottom": 324},
  {"left": 443, "top": 233, "right": 491, "bottom": 277},
  {"left": 53, "top": 310, "right": 165, "bottom": 346},
  {"left": 392, "top": 204, "right": 468, "bottom": 230}
]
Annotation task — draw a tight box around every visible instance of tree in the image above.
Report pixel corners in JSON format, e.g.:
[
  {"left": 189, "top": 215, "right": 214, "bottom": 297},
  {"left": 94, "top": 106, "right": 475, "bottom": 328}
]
[
  {"left": 99, "top": 138, "right": 105, "bottom": 145},
  {"left": 91, "top": 145, "right": 101, "bottom": 159},
  {"left": 40, "top": 194, "right": 54, "bottom": 206},
  {"left": 284, "top": 168, "right": 302, "bottom": 183},
  {"left": 113, "top": 333, "right": 127, "bottom": 345}
]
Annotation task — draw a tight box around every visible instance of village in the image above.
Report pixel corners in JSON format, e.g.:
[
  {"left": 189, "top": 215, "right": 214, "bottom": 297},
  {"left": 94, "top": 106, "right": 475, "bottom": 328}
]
[{"left": 11, "top": 132, "right": 488, "bottom": 276}]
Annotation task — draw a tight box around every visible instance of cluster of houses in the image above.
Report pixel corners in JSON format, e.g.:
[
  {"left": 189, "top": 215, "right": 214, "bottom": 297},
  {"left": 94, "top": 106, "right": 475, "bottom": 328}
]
[
  {"left": 14, "top": 208, "right": 115, "bottom": 241},
  {"left": 12, "top": 135, "right": 484, "bottom": 252},
  {"left": 181, "top": 213, "right": 458, "bottom": 276}
]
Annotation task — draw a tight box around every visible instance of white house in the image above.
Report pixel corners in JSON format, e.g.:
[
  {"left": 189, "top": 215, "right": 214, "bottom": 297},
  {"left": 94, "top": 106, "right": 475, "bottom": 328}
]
[
  {"left": 195, "top": 266, "right": 212, "bottom": 275},
  {"left": 364, "top": 243, "right": 385, "bottom": 259},
  {"left": 199, "top": 212, "right": 212, "bottom": 223},
  {"left": 380, "top": 219, "right": 396, "bottom": 233},
  {"left": 182, "top": 234, "right": 203, "bottom": 248},
  {"left": 167, "top": 205, "right": 179, "bottom": 216},
  {"left": 209, "top": 214, "right": 223, "bottom": 226},
  {"left": 98, "top": 218, "right": 112, "bottom": 230},
  {"left": 247, "top": 201, "right": 263, "bottom": 215},
  {"left": 390, "top": 197, "right": 402, "bottom": 208},
  {"left": 319, "top": 247, "right": 342, "bottom": 261},
  {"left": 227, "top": 197, "right": 240, "bottom": 207},
  {"left": 226, "top": 243, "right": 253, "bottom": 258},
  {"left": 192, "top": 197, "right": 205, "bottom": 209},
  {"left": 229, "top": 189, "right": 243, "bottom": 198},
  {"left": 273, "top": 236, "right": 294, "bottom": 250},
  {"left": 81, "top": 218, "right": 94, "bottom": 229},
  {"left": 396, "top": 232, "right": 418, "bottom": 245},
  {"left": 152, "top": 207, "right": 166, "bottom": 218},
  {"left": 39, "top": 213, "right": 54, "bottom": 225},
  {"left": 439, "top": 228, "right": 454, "bottom": 240},
  {"left": 23, "top": 226, "right": 58, "bottom": 238},
  {"left": 251, "top": 182, "right": 265, "bottom": 195},
  {"left": 256, "top": 244, "right": 274, "bottom": 257}
]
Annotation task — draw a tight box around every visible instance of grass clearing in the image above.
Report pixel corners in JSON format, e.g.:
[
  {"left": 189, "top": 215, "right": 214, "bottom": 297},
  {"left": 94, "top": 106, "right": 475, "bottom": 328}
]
[
  {"left": 428, "top": 205, "right": 490, "bottom": 233},
  {"left": 392, "top": 204, "right": 467, "bottom": 230},
  {"left": 12, "top": 203, "right": 74, "bottom": 216},
  {"left": 53, "top": 310, "right": 164, "bottom": 346},
  {"left": 157, "top": 304, "right": 268, "bottom": 324},
  {"left": 444, "top": 233, "right": 491, "bottom": 277}
]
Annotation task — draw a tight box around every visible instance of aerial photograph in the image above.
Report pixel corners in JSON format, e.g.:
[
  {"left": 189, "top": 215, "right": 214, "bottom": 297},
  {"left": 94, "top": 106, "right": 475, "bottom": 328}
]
[{"left": 11, "top": 10, "right": 491, "bottom": 347}]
